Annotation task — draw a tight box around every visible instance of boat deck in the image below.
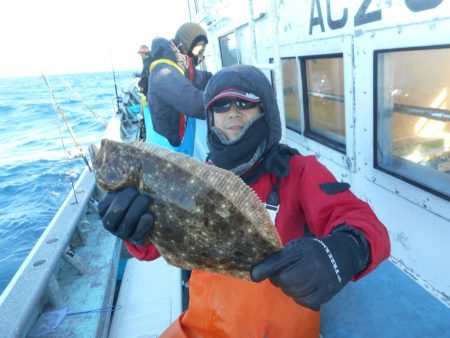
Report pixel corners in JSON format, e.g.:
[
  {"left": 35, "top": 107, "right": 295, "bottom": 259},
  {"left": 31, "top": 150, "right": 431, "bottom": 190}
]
[
  {"left": 108, "top": 258, "right": 182, "bottom": 338},
  {"left": 105, "top": 255, "right": 450, "bottom": 337},
  {"left": 321, "top": 260, "right": 450, "bottom": 337}
]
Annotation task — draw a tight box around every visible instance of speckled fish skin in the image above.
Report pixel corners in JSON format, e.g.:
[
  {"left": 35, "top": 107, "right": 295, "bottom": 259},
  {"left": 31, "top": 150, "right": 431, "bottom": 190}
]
[{"left": 91, "top": 139, "right": 283, "bottom": 280}]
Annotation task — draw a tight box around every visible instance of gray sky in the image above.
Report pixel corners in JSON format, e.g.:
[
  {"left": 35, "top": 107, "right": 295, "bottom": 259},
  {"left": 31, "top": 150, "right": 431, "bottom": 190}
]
[{"left": 0, "top": 0, "right": 190, "bottom": 77}]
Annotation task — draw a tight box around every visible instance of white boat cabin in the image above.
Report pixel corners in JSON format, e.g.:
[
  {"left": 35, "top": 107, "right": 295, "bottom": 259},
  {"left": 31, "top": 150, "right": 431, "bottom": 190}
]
[{"left": 189, "top": 0, "right": 450, "bottom": 335}]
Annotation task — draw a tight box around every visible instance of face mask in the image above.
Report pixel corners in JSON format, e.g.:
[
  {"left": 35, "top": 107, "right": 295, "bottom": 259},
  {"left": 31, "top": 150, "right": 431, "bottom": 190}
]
[{"left": 190, "top": 43, "right": 206, "bottom": 66}]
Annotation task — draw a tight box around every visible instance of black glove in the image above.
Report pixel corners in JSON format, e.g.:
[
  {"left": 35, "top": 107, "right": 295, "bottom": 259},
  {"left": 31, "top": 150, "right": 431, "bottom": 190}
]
[
  {"left": 251, "top": 227, "right": 370, "bottom": 311},
  {"left": 98, "top": 187, "right": 155, "bottom": 245}
]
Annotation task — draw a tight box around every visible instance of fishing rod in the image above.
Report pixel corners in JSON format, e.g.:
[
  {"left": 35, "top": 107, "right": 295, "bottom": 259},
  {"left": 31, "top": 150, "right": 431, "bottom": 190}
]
[
  {"left": 59, "top": 75, "right": 107, "bottom": 128},
  {"left": 112, "top": 64, "right": 124, "bottom": 114},
  {"left": 41, "top": 73, "right": 92, "bottom": 172},
  {"left": 56, "top": 119, "right": 80, "bottom": 204}
]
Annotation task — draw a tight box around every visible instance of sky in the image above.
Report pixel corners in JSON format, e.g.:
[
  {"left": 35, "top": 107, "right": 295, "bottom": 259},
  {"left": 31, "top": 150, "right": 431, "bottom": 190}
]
[{"left": 0, "top": 0, "right": 191, "bottom": 78}]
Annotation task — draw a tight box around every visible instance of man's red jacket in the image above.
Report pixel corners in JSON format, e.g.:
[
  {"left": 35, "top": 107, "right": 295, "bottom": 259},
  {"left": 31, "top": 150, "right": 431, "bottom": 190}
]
[{"left": 125, "top": 155, "right": 390, "bottom": 278}]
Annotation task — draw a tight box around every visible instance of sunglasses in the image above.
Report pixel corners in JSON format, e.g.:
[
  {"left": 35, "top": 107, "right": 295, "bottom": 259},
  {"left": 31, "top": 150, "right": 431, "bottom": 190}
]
[{"left": 211, "top": 98, "right": 260, "bottom": 113}]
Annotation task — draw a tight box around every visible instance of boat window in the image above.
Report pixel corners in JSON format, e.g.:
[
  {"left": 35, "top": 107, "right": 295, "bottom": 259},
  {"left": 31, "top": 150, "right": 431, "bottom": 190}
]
[
  {"left": 219, "top": 32, "right": 239, "bottom": 67},
  {"left": 281, "top": 57, "right": 302, "bottom": 133},
  {"left": 301, "top": 55, "right": 346, "bottom": 152},
  {"left": 375, "top": 46, "right": 450, "bottom": 200}
]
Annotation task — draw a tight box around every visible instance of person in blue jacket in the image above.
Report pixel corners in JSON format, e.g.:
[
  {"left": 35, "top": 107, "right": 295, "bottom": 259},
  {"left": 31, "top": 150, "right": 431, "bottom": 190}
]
[{"left": 146, "top": 23, "right": 212, "bottom": 156}]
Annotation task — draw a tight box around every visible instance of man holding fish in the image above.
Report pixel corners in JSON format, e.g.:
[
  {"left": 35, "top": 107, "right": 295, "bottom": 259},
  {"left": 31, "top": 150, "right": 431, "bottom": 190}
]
[{"left": 97, "top": 65, "right": 390, "bottom": 337}]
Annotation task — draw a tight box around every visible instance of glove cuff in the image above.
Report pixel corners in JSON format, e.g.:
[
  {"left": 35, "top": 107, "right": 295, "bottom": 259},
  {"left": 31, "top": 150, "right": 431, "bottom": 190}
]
[{"left": 331, "top": 225, "right": 371, "bottom": 277}]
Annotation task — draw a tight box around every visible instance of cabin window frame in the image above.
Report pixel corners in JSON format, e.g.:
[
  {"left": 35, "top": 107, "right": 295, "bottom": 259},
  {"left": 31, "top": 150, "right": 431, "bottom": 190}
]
[
  {"left": 279, "top": 36, "right": 356, "bottom": 173},
  {"left": 270, "top": 57, "right": 303, "bottom": 134},
  {"left": 355, "top": 19, "right": 450, "bottom": 214},
  {"left": 374, "top": 44, "right": 450, "bottom": 201},
  {"left": 218, "top": 31, "right": 240, "bottom": 67},
  {"left": 300, "top": 53, "right": 346, "bottom": 154}
]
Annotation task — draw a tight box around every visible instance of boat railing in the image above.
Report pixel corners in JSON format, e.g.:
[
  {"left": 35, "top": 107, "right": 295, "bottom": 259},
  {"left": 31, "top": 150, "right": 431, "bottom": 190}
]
[
  {"left": 0, "top": 110, "right": 126, "bottom": 338},
  {"left": 0, "top": 167, "right": 97, "bottom": 338}
]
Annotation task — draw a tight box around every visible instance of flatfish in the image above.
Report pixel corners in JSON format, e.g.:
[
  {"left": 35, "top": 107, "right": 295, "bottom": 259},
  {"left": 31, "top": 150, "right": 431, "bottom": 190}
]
[{"left": 90, "top": 139, "right": 282, "bottom": 280}]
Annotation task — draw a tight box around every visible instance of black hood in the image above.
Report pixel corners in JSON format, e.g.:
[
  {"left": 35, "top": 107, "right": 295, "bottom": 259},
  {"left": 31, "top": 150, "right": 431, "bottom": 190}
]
[
  {"left": 150, "top": 37, "right": 177, "bottom": 62},
  {"left": 204, "top": 65, "right": 282, "bottom": 175}
]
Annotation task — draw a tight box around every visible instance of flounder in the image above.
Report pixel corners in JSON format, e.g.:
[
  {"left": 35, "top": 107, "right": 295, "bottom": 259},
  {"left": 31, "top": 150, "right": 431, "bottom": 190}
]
[{"left": 90, "top": 139, "right": 282, "bottom": 280}]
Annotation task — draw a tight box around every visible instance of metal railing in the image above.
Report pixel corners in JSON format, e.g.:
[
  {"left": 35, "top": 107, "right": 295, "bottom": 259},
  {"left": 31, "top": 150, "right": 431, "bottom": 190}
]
[{"left": 308, "top": 91, "right": 450, "bottom": 122}]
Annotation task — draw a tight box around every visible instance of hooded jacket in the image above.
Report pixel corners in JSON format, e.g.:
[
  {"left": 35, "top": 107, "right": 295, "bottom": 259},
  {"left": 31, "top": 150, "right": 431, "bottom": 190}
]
[
  {"left": 128, "top": 65, "right": 390, "bottom": 281},
  {"left": 125, "top": 63, "right": 390, "bottom": 337},
  {"left": 147, "top": 37, "right": 210, "bottom": 146}
]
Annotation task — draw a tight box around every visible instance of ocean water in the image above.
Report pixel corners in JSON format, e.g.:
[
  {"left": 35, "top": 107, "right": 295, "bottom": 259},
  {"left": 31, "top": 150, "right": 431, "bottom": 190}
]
[{"left": 0, "top": 71, "right": 134, "bottom": 294}]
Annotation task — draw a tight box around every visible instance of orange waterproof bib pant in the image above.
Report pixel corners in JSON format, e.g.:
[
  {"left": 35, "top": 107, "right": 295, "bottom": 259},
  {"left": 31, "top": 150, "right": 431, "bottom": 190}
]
[{"left": 161, "top": 270, "right": 320, "bottom": 338}]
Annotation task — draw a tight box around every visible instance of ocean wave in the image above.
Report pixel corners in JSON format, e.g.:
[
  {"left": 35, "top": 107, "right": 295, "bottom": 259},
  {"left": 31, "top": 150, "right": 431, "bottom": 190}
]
[{"left": 0, "top": 70, "right": 133, "bottom": 293}]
